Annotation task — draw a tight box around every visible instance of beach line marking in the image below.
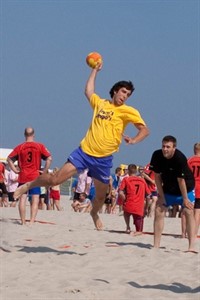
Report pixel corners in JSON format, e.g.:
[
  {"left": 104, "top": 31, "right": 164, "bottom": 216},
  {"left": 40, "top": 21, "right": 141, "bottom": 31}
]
[
  {"left": 58, "top": 245, "right": 71, "bottom": 249},
  {"left": 9, "top": 218, "right": 56, "bottom": 225},
  {"left": 143, "top": 232, "right": 200, "bottom": 238}
]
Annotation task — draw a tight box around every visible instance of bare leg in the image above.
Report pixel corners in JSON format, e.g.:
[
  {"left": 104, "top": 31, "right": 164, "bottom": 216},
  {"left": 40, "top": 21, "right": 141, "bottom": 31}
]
[
  {"left": 123, "top": 211, "right": 131, "bottom": 233},
  {"left": 184, "top": 207, "right": 197, "bottom": 252},
  {"left": 154, "top": 204, "right": 166, "bottom": 248},
  {"left": 194, "top": 208, "right": 200, "bottom": 236},
  {"left": 10, "top": 200, "right": 17, "bottom": 208},
  {"left": 90, "top": 179, "right": 108, "bottom": 230},
  {"left": 29, "top": 195, "right": 40, "bottom": 224},
  {"left": 18, "top": 194, "right": 28, "bottom": 225},
  {"left": 54, "top": 200, "right": 62, "bottom": 211},
  {"left": 149, "top": 196, "right": 158, "bottom": 217},
  {"left": 14, "top": 162, "right": 77, "bottom": 200},
  {"left": 181, "top": 209, "right": 187, "bottom": 238},
  {"left": 2, "top": 195, "right": 9, "bottom": 207}
]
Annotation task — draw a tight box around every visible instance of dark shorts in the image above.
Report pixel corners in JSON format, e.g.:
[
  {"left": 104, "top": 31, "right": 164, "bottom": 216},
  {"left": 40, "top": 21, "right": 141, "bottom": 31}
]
[
  {"left": 194, "top": 198, "right": 200, "bottom": 209},
  {"left": 124, "top": 211, "right": 144, "bottom": 232},
  {"left": 151, "top": 191, "right": 158, "bottom": 197},
  {"left": 68, "top": 147, "right": 113, "bottom": 184},
  {"left": 0, "top": 182, "right": 8, "bottom": 195},
  {"left": 8, "top": 192, "right": 17, "bottom": 202}
]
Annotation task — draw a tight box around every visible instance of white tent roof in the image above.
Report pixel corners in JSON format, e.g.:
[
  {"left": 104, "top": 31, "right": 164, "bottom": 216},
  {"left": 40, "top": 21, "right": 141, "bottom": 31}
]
[{"left": 0, "top": 148, "right": 13, "bottom": 163}]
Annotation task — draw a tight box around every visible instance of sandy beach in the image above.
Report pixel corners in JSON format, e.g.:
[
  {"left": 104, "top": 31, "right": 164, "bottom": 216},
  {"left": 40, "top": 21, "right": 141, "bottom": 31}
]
[{"left": 1, "top": 196, "right": 200, "bottom": 300}]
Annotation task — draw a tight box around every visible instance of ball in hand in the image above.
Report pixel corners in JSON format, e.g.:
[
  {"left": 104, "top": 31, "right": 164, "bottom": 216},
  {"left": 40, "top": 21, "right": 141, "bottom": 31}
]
[{"left": 86, "top": 52, "right": 102, "bottom": 68}]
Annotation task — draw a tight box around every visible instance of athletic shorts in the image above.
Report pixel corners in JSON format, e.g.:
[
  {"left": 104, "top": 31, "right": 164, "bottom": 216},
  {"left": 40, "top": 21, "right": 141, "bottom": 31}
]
[
  {"left": 67, "top": 147, "right": 113, "bottom": 184},
  {"left": 8, "top": 192, "right": 16, "bottom": 202},
  {"left": 194, "top": 198, "right": 200, "bottom": 209},
  {"left": 50, "top": 189, "right": 60, "bottom": 200},
  {"left": 164, "top": 190, "right": 195, "bottom": 207},
  {"left": 0, "top": 182, "right": 8, "bottom": 195},
  {"left": 124, "top": 211, "right": 144, "bottom": 232},
  {"left": 151, "top": 191, "right": 158, "bottom": 197},
  {"left": 19, "top": 183, "right": 41, "bottom": 196}
]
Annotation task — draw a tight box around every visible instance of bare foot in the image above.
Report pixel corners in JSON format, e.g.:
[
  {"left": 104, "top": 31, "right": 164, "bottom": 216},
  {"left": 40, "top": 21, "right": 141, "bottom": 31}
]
[
  {"left": 90, "top": 210, "right": 103, "bottom": 230},
  {"left": 130, "top": 231, "right": 143, "bottom": 237},
  {"left": 184, "top": 249, "right": 198, "bottom": 254},
  {"left": 14, "top": 182, "right": 31, "bottom": 199},
  {"left": 181, "top": 233, "right": 187, "bottom": 238},
  {"left": 125, "top": 228, "right": 131, "bottom": 234}
]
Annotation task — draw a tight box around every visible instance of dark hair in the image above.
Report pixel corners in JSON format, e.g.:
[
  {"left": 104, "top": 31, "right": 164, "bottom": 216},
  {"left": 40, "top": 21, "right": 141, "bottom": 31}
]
[
  {"left": 109, "top": 81, "right": 135, "bottom": 98},
  {"left": 80, "top": 192, "right": 87, "bottom": 198},
  {"left": 115, "top": 167, "right": 121, "bottom": 173},
  {"left": 128, "top": 164, "right": 137, "bottom": 174},
  {"left": 162, "top": 135, "right": 177, "bottom": 147}
]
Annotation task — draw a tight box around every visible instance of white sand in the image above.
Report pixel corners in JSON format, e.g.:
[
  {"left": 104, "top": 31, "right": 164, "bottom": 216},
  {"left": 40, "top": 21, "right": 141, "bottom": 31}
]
[{"left": 1, "top": 196, "right": 200, "bottom": 300}]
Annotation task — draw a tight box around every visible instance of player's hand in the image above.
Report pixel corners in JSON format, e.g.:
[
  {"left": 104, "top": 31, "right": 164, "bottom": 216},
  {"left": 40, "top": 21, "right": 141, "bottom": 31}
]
[
  {"left": 94, "top": 61, "right": 103, "bottom": 71},
  {"left": 122, "top": 134, "right": 134, "bottom": 144},
  {"left": 183, "top": 199, "right": 194, "bottom": 210}
]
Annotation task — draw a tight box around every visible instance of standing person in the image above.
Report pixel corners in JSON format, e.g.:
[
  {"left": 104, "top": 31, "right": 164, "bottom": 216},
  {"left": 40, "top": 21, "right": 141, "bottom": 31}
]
[
  {"left": 117, "top": 166, "right": 129, "bottom": 214},
  {"left": 187, "top": 143, "right": 200, "bottom": 235},
  {"left": 5, "top": 165, "right": 19, "bottom": 207},
  {"left": 13, "top": 62, "right": 149, "bottom": 230},
  {"left": 73, "top": 169, "right": 92, "bottom": 201},
  {"left": 49, "top": 167, "right": 62, "bottom": 211},
  {"left": 111, "top": 167, "right": 122, "bottom": 213},
  {"left": 7, "top": 127, "right": 52, "bottom": 225},
  {"left": 149, "top": 135, "right": 196, "bottom": 252},
  {"left": 0, "top": 162, "right": 9, "bottom": 207},
  {"left": 139, "top": 164, "right": 158, "bottom": 217},
  {"left": 119, "top": 164, "right": 150, "bottom": 235}
]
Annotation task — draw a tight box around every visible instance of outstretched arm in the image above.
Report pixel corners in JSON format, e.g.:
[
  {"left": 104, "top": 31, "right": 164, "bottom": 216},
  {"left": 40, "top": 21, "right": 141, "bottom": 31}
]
[
  {"left": 123, "top": 123, "right": 150, "bottom": 145},
  {"left": 85, "top": 63, "right": 102, "bottom": 101}
]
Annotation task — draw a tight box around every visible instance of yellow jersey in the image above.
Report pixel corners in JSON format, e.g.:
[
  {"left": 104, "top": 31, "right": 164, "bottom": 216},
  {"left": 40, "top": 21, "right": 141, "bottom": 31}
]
[{"left": 80, "top": 93, "right": 146, "bottom": 157}]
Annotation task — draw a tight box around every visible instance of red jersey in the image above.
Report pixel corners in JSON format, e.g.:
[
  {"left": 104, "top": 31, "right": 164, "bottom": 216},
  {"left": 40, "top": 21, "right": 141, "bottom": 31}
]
[
  {"left": 119, "top": 175, "right": 150, "bottom": 216},
  {"left": 188, "top": 155, "right": 200, "bottom": 198},
  {"left": 0, "top": 162, "right": 5, "bottom": 183},
  {"left": 8, "top": 142, "right": 51, "bottom": 183}
]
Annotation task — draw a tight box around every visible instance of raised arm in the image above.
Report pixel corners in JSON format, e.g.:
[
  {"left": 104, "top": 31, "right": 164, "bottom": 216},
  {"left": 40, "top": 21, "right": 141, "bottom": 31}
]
[{"left": 85, "top": 63, "right": 102, "bottom": 101}]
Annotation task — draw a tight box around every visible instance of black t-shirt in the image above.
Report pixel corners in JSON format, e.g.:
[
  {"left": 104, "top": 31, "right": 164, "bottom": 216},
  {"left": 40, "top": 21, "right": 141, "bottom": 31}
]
[{"left": 149, "top": 149, "right": 195, "bottom": 195}]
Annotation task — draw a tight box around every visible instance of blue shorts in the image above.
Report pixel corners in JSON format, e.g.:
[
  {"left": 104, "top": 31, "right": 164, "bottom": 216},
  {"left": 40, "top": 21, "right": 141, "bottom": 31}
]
[
  {"left": 29, "top": 187, "right": 41, "bottom": 196},
  {"left": 18, "top": 183, "right": 41, "bottom": 196},
  {"left": 164, "top": 190, "right": 195, "bottom": 207},
  {"left": 67, "top": 147, "right": 113, "bottom": 184}
]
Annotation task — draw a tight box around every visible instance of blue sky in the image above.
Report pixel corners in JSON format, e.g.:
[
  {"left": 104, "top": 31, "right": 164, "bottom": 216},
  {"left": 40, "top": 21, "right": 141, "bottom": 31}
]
[{"left": 1, "top": 0, "right": 199, "bottom": 171}]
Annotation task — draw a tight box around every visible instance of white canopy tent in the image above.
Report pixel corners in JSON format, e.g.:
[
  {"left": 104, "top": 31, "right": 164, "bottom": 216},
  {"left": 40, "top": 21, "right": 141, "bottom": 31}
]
[{"left": 0, "top": 148, "right": 13, "bottom": 163}]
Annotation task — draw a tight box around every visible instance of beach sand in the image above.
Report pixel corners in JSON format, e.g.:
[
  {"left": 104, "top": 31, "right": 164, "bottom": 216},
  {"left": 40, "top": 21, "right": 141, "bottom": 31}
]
[{"left": 1, "top": 196, "right": 199, "bottom": 300}]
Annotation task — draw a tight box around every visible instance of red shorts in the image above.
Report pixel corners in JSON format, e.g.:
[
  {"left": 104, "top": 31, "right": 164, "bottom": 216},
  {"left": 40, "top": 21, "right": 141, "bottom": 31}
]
[
  {"left": 124, "top": 211, "right": 144, "bottom": 232},
  {"left": 50, "top": 190, "right": 60, "bottom": 200}
]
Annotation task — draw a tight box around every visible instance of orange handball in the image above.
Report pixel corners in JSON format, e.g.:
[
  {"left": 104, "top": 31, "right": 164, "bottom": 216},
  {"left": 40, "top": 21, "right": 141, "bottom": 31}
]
[{"left": 86, "top": 52, "right": 102, "bottom": 68}]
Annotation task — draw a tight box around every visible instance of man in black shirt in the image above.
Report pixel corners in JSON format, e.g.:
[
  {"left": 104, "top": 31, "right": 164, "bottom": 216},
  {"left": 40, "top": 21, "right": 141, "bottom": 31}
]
[{"left": 150, "top": 135, "right": 197, "bottom": 253}]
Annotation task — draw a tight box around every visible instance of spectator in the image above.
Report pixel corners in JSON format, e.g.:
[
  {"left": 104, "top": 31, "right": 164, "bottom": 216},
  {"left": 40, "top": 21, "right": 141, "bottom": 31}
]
[{"left": 7, "top": 127, "right": 52, "bottom": 225}]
